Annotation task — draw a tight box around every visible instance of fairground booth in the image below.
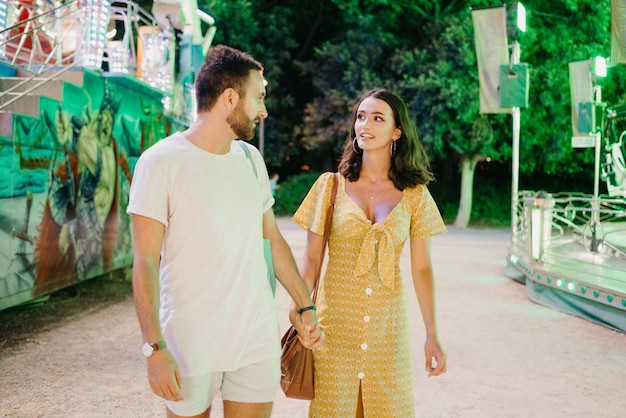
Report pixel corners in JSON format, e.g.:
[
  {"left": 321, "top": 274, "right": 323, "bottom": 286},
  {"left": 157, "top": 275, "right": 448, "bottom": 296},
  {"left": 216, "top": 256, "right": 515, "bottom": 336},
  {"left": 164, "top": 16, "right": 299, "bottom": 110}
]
[{"left": 0, "top": 0, "right": 213, "bottom": 310}]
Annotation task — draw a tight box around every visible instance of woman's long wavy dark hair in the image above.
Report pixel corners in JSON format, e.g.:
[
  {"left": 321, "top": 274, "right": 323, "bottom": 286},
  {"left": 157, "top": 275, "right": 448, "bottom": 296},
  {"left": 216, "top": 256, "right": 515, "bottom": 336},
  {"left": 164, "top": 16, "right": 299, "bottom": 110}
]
[{"left": 338, "top": 89, "right": 434, "bottom": 190}]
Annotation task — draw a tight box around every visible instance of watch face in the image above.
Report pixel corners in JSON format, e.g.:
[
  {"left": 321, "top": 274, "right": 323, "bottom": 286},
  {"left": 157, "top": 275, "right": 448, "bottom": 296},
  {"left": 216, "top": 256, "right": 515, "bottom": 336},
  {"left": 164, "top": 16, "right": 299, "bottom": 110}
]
[{"left": 142, "top": 342, "right": 154, "bottom": 358}]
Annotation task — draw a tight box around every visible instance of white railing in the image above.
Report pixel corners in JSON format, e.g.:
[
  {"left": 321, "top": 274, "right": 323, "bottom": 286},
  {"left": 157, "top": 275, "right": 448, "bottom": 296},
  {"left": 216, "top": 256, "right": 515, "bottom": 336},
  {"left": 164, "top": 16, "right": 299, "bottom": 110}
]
[
  {"left": 0, "top": 0, "right": 217, "bottom": 128},
  {"left": 0, "top": 0, "right": 83, "bottom": 71},
  {"left": 516, "top": 192, "right": 626, "bottom": 262},
  {"left": 0, "top": 1, "right": 85, "bottom": 112},
  {"left": 0, "top": 0, "right": 176, "bottom": 111}
]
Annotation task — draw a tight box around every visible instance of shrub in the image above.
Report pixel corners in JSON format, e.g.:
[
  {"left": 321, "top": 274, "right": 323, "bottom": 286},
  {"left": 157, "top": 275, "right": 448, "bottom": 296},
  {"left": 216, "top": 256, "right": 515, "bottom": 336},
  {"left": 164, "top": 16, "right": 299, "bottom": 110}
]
[{"left": 274, "top": 171, "right": 322, "bottom": 216}]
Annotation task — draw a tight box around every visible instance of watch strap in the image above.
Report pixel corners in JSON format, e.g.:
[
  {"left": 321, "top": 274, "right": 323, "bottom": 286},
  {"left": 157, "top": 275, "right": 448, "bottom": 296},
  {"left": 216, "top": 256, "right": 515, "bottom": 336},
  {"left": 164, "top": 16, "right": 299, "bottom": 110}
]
[{"left": 151, "top": 340, "right": 167, "bottom": 351}]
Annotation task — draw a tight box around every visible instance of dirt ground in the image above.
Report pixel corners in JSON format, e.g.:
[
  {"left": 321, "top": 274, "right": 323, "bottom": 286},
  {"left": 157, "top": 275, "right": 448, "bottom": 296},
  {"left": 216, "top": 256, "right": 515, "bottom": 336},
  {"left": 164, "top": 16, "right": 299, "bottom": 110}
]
[{"left": 1, "top": 218, "right": 625, "bottom": 418}]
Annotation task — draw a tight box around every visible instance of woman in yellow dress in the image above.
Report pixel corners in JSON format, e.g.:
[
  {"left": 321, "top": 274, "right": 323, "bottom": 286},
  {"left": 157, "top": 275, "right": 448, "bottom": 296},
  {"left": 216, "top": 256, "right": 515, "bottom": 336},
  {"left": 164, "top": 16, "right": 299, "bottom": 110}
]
[{"left": 292, "top": 89, "right": 447, "bottom": 417}]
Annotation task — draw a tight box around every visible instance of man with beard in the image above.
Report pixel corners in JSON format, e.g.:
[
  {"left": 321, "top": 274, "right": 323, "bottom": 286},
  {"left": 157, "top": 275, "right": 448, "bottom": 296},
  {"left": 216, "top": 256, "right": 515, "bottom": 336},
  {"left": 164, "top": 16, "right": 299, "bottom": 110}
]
[{"left": 127, "top": 45, "right": 322, "bottom": 418}]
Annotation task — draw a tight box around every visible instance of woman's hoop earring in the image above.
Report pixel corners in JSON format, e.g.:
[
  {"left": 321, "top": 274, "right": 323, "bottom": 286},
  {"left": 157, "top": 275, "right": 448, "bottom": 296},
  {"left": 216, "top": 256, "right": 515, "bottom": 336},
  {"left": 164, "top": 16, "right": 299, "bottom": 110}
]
[
  {"left": 352, "top": 137, "right": 361, "bottom": 154},
  {"left": 390, "top": 140, "right": 397, "bottom": 157}
]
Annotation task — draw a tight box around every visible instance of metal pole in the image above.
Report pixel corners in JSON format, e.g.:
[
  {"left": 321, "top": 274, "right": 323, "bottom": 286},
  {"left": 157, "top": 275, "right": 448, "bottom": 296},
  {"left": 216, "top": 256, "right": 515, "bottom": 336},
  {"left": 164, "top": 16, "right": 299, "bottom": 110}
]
[
  {"left": 593, "top": 132, "right": 601, "bottom": 214},
  {"left": 259, "top": 118, "right": 265, "bottom": 156},
  {"left": 512, "top": 106, "right": 520, "bottom": 233},
  {"left": 511, "top": 40, "right": 521, "bottom": 235},
  {"left": 592, "top": 86, "right": 601, "bottom": 230},
  {"left": 592, "top": 85, "right": 601, "bottom": 215}
]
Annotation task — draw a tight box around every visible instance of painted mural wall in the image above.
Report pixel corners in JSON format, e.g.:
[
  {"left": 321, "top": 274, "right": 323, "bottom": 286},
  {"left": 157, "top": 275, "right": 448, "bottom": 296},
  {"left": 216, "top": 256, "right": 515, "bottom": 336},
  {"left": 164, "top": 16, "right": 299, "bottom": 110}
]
[{"left": 0, "top": 70, "right": 173, "bottom": 310}]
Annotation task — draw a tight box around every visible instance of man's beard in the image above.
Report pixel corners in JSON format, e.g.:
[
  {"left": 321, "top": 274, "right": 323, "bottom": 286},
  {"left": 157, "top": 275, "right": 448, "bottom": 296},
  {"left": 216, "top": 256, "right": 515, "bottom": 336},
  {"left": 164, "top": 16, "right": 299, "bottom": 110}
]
[{"left": 227, "top": 102, "right": 256, "bottom": 140}]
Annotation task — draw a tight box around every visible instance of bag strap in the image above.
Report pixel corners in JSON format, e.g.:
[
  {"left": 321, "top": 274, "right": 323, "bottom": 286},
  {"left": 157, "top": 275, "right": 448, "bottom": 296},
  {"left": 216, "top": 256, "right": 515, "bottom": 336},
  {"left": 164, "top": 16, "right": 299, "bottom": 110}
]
[
  {"left": 238, "top": 142, "right": 336, "bottom": 302},
  {"left": 311, "top": 173, "right": 338, "bottom": 302},
  {"left": 238, "top": 140, "right": 260, "bottom": 181}
]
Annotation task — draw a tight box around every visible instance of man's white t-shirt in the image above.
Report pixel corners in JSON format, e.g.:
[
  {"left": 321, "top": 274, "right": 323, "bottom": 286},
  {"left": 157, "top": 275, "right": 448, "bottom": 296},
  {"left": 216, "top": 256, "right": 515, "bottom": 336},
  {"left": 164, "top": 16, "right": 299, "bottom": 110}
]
[{"left": 127, "top": 133, "right": 280, "bottom": 376}]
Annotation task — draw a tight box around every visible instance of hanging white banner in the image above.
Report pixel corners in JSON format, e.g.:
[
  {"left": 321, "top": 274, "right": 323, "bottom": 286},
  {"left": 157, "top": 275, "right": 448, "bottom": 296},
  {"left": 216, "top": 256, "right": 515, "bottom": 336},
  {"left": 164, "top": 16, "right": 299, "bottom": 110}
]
[
  {"left": 610, "top": 0, "right": 626, "bottom": 66},
  {"left": 472, "top": 5, "right": 510, "bottom": 114},
  {"left": 568, "top": 60, "right": 593, "bottom": 139}
]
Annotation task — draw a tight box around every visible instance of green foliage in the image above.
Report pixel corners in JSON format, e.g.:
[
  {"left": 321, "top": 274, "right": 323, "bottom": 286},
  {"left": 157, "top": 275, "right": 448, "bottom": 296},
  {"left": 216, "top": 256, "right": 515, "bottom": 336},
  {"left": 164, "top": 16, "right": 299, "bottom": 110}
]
[
  {"left": 430, "top": 160, "right": 512, "bottom": 227},
  {"left": 274, "top": 171, "right": 322, "bottom": 216},
  {"left": 517, "top": 0, "right": 622, "bottom": 177},
  {"left": 393, "top": 14, "right": 507, "bottom": 163},
  {"left": 469, "top": 177, "right": 512, "bottom": 227},
  {"left": 429, "top": 187, "right": 459, "bottom": 225},
  {"left": 331, "top": 0, "right": 468, "bottom": 28},
  {"left": 202, "top": 0, "right": 259, "bottom": 52},
  {"left": 293, "top": 13, "right": 404, "bottom": 157},
  {"left": 191, "top": 0, "right": 625, "bottom": 227},
  {"left": 200, "top": 0, "right": 346, "bottom": 175}
]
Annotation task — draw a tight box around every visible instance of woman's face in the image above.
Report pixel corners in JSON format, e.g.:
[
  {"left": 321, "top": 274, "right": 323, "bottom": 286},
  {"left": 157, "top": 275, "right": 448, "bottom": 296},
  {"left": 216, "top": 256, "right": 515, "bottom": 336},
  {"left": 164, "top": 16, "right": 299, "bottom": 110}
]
[{"left": 354, "top": 96, "right": 401, "bottom": 152}]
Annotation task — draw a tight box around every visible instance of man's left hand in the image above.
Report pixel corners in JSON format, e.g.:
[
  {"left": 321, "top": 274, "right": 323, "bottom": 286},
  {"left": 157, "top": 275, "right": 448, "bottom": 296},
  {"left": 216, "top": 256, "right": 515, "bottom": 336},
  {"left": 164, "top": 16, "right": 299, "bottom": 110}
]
[{"left": 294, "top": 311, "right": 323, "bottom": 349}]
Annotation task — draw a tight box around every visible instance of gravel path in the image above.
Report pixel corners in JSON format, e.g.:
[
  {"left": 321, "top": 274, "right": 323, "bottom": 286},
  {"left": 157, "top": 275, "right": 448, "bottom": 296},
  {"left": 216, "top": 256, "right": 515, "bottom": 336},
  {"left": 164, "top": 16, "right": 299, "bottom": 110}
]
[{"left": 1, "top": 219, "right": 624, "bottom": 417}]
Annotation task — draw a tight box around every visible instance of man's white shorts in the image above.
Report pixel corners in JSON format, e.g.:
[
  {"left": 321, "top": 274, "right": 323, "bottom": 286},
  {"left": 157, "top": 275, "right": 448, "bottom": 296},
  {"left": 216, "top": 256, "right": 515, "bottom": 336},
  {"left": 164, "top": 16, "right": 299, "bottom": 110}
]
[{"left": 165, "top": 357, "right": 280, "bottom": 417}]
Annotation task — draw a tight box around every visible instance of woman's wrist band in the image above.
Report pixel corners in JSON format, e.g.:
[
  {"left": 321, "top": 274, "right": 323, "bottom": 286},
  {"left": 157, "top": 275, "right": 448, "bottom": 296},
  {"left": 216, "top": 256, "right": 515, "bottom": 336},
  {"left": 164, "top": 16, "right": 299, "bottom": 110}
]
[{"left": 298, "top": 305, "right": 316, "bottom": 314}]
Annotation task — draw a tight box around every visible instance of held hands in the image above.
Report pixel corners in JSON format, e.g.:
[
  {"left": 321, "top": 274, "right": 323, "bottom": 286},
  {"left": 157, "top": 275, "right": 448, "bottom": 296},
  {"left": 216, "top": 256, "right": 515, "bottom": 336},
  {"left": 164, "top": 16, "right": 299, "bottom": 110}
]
[
  {"left": 424, "top": 336, "right": 447, "bottom": 377},
  {"left": 293, "top": 310, "right": 324, "bottom": 350},
  {"left": 147, "top": 349, "right": 183, "bottom": 401}
]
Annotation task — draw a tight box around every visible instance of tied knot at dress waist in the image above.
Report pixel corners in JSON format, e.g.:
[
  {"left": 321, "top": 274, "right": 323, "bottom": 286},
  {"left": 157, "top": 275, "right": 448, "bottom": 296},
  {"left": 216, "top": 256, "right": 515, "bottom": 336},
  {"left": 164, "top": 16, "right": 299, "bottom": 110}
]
[{"left": 354, "top": 223, "right": 396, "bottom": 289}]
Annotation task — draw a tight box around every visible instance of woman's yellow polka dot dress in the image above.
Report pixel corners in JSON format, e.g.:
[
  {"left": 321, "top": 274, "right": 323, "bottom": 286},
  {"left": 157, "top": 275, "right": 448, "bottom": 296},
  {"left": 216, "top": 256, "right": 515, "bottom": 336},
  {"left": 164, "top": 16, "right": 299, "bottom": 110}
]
[{"left": 294, "top": 173, "right": 447, "bottom": 418}]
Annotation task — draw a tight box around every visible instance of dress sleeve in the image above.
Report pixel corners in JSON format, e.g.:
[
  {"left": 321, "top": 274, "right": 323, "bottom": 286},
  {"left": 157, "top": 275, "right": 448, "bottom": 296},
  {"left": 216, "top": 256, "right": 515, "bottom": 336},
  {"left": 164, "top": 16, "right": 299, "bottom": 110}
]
[
  {"left": 293, "top": 172, "right": 335, "bottom": 236},
  {"left": 408, "top": 185, "right": 447, "bottom": 240}
]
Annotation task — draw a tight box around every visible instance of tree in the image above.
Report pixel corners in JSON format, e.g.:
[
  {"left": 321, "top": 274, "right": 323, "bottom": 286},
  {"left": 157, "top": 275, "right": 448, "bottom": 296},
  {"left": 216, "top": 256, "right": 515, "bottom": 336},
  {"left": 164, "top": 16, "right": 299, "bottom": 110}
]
[
  {"left": 391, "top": 13, "right": 507, "bottom": 228},
  {"left": 518, "top": 0, "right": 614, "bottom": 179},
  {"left": 201, "top": 0, "right": 345, "bottom": 175},
  {"left": 182, "top": 0, "right": 625, "bottom": 225},
  {"left": 295, "top": 13, "right": 402, "bottom": 166},
  {"left": 297, "top": 6, "right": 505, "bottom": 228}
]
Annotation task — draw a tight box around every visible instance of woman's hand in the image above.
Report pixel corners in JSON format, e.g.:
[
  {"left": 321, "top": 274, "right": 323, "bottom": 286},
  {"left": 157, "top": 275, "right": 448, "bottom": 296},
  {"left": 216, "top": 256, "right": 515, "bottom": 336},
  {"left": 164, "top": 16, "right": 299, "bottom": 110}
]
[
  {"left": 294, "top": 311, "right": 324, "bottom": 349},
  {"left": 424, "top": 336, "right": 446, "bottom": 377}
]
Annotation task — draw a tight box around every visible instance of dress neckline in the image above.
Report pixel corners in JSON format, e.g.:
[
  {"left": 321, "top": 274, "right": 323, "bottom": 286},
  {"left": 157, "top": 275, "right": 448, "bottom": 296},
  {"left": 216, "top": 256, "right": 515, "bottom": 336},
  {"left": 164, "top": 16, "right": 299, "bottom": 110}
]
[{"left": 339, "top": 175, "right": 404, "bottom": 225}]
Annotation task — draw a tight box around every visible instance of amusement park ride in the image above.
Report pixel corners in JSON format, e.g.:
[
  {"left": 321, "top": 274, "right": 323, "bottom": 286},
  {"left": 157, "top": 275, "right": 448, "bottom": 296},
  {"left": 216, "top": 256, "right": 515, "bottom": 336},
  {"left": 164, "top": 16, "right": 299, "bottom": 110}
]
[
  {"left": 498, "top": 9, "right": 626, "bottom": 331},
  {"left": 506, "top": 98, "right": 626, "bottom": 332},
  {"left": 0, "top": 0, "right": 214, "bottom": 310},
  {"left": 471, "top": 3, "right": 626, "bottom": 332}
]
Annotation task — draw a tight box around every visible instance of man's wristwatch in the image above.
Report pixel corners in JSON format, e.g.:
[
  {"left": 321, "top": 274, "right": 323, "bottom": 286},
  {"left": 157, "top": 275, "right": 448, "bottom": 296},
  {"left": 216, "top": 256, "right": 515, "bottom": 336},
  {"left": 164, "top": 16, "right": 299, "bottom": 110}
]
[{"left": 142, "top": 340, "right": 167, "bottom": 358}]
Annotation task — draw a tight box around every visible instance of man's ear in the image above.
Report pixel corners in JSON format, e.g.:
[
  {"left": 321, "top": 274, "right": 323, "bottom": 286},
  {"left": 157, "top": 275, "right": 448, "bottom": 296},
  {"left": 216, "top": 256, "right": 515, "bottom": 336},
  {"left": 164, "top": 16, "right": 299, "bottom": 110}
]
[{"left": 222, "top": 87, "right": 239, "bottom": 112}]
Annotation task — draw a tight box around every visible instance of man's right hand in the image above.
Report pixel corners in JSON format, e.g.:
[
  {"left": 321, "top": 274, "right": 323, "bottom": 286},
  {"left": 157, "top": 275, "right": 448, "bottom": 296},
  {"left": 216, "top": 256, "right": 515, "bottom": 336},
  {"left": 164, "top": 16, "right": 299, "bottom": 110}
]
[{"left": 147, "top": 349, "right": 183, "bottom": 401}]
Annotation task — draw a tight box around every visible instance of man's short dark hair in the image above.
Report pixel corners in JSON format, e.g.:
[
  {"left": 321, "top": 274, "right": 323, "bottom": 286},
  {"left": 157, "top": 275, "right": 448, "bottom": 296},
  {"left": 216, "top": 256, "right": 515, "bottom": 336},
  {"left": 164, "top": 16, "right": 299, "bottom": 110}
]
[{"left": 194, "top": 45, "right": 264, "bottom": 112}]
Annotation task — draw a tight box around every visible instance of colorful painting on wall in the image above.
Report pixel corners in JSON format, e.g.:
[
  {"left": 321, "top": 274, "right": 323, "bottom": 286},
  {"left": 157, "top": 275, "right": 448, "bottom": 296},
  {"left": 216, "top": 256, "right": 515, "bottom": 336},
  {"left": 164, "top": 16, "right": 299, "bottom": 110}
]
[{"left": 0, "top": 70, "right": 173, "bottom": 310}]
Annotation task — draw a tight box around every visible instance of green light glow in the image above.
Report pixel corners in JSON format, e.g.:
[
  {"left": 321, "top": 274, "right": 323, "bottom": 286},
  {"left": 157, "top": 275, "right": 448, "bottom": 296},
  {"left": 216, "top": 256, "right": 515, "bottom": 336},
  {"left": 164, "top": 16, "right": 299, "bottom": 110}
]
[
  {"left": 580, "top": 287, "right": 587, "bottom": 294},
  {"left": 607, "top": 295, "right": 613, "bottom": 302},
  {"left": 593, "top": 290, "right": 599, "bottom": 298},
  {"left": 517, "top": 3, "right": 526, "bottom": 32},
  {"left": 593, "top": 56, "right": 607, "bottom": 77}
]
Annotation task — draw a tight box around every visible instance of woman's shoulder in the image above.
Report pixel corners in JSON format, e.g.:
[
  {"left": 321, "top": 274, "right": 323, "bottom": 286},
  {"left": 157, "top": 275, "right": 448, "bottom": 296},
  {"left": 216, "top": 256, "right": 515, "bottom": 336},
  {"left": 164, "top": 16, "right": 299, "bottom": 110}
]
[
  {"left": 319, "top": 171, "right": 337, "bottom": 181},
  {"left": 403, "top": 183, "right": 441, "bottom": 207},
  {"left": 403, "top": 183, "right": 427, "bottom": 198},
  {"left": 315, "top": 171, "right": 340, "bottom": 189}
]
